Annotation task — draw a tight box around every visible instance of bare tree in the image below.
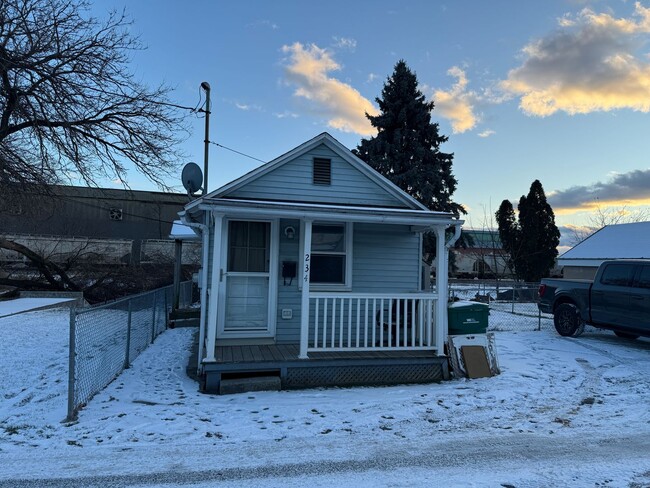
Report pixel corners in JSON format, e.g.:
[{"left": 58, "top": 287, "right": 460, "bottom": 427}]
[
  {"left": 0, "top": 0, "right": 189, "bottom": 191},
  {"left": 568, "top": 204, "right": 650, "bottom": 246}
]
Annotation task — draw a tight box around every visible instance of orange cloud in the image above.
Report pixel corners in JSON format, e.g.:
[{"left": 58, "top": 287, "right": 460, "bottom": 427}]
[
  {"left": 281, "top": 42, "right": 378, "bottom": 136},
  {"left": 433, "top": 67, "right": 479, "bottom": 133},
  {"left": 502, "top": 2, "right": 650, "bottom": 116}
]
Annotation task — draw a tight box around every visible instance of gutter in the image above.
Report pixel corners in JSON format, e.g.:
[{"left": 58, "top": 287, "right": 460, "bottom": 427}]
[
  {"left": 179, "top": 211, "right": 209, "bottom": 373},
  {"left": 445, "top": 223, "right": 463, "bottom": 248}
]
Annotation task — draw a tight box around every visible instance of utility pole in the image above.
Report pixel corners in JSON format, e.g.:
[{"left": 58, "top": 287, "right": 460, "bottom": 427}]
[{"left": 200, "top": 82, "right": 211, "bottom": 194}]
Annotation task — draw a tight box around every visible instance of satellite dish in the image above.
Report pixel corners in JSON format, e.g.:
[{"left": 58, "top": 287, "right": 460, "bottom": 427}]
[{"left": 181, "top": 163, "right": 203, "bottom": 196}]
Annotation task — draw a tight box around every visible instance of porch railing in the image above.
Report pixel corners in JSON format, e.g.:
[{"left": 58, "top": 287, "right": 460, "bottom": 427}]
[{"left": 308, "top": 293, "right": 438, "bottom": 353}]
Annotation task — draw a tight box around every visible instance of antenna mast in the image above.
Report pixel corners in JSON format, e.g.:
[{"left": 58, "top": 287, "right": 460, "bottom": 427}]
[{"left": 200, "top": 82, "right": 211, "bottom": 195}]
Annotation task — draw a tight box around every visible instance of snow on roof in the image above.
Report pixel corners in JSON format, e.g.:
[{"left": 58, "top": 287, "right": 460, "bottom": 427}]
[
  {"left": 168, "top": 220, "right": 200, "bottom": 240},
  {"left": 560, "top": 221, "right": 650, "bottom": 260}
]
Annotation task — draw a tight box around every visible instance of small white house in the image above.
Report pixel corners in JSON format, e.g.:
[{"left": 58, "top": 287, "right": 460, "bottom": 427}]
[
  {"left": 180, "top": 133, "right": 463, "bottom": 392},
  {"left": 559, "top": 221, "right": 650, "bottom": 279}
]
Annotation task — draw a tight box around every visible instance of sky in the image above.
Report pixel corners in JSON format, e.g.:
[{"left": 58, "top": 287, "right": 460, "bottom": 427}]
[{"left": 89, "top": 0, "right": 650, "bottom": 244}]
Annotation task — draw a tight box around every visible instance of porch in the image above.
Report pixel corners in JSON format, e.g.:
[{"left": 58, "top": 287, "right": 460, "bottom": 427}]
[
  {"left": 203, "top": 343, "right": 449, "bottom": 394},
  {"left": 201, "top": 290, "right": 446, "bottom": 393}
]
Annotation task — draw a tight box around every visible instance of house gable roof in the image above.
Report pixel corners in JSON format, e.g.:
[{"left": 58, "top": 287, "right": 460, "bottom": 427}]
[
  {"left": 203, "top": 133, "right": 428, "bottom": 211},
  {"left": 560, "top": 221, "right": 650, "bottom": 262}
]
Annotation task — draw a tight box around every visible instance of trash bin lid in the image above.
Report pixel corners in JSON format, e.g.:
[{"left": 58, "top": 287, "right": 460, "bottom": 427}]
[{"left": 448, "top": 300, "right": 489, "bottom": 310}]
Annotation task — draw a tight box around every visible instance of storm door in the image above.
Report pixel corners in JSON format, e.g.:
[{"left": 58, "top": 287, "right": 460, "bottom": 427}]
[{"left": 220, "top": 220, "right": 273, "bottom": 337}]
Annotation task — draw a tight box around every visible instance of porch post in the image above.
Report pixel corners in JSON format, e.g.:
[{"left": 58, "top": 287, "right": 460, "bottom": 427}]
[
  {"left": 299, "top": 219, "right": 312, "bottom": 359},
  {"left": 204, "top": 212, "right": 224, "bottom": 362},
  {"left": 435, "top": 226, "right": 448, "bottom": 354}
]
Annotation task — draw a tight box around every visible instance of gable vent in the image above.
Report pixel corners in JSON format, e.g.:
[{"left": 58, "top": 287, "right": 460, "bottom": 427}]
[{"left": 313, "top": 158, "right": 331, "bottom": 185}]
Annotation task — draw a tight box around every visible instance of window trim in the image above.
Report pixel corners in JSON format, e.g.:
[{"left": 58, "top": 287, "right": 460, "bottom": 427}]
[{"left": 299, "top": 221, "right": 353, "bottom": 291}]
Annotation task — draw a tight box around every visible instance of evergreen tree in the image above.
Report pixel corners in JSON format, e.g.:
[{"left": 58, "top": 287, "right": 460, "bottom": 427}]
[
  {"left": 518, "top": 180, "right": 560, "bottom": 282},
  {"left": 496, "top": 180, "right": 560, "bottom": 282},
  {"left": 354, "top": 60, "right": 464, "bottom": 216},
  {"left": 495, "top": 199, "right": 521, "bottom": 277}
]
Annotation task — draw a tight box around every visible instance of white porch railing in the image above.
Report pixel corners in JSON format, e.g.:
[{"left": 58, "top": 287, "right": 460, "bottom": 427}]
[{"left": 308, "top": 293, "right": 438, "bottom": 353}]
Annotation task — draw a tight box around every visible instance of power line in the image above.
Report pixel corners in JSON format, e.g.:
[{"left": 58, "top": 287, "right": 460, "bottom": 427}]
[{"left": 209, "top": 141, "right": 266, "bottom": 164}]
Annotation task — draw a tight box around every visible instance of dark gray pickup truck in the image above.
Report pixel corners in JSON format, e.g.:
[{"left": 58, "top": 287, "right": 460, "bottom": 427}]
[{"left": 538, "top": 260, "right": 650, "bottom": 339}]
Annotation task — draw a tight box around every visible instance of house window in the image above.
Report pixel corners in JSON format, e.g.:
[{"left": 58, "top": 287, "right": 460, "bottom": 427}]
[
  {"left": 313, "top": 158, "right": 331, "bottom": 185},
  {"left": 302, "top": 222, "right": 353, "bottom": 288}
]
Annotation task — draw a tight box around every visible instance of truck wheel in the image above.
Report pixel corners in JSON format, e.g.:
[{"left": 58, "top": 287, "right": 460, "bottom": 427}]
[
  {"left": 614, "top": 331, "right": 639, "bottom": 340},
  {"left": 554, "top": 303, "right": 584, "bottom": 337}
]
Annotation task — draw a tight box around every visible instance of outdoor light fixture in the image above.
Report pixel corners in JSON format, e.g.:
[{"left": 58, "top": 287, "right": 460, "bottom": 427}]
[{"left": 284, "top": 226, "right": 295, "bottom": 239}]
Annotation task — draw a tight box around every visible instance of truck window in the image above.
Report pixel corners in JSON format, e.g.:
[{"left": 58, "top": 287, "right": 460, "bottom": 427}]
[
  {"left": 635, "top": 266, "right": 650, "bottom": 289},
  {"left": 600, "top": 264, "right": 635, "bottom": 286}
]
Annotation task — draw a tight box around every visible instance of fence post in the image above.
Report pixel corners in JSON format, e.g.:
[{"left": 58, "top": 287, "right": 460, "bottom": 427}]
[
  {"left": 124, "top": 300, "right": 132, "bottom": 369},
  {"left": 538, "top": 306, "right": 541, "bottom": 331},
  {"left": 66, "top": 305, "right": 77, "bottom": 422},
  {"left": 511, "top": 283, "right": 516, "bottom": 314},
  {"left": 151, "top": 291, "right": 157, "bottom": 344},
  {"left": 164, "top": 287, "right": 169, "bottom": 329}
]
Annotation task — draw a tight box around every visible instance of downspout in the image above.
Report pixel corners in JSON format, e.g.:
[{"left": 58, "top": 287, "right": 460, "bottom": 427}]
[
  {"left": 445, "top": 222, "right": 462, "bottom": 248},
  {"left": 180, "top": 212, "right": 209, "bottom": 373}
]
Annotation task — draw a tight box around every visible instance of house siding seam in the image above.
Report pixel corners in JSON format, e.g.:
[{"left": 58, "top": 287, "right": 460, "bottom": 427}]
[{"left": 226, "top": 144, "right": 407, "bottom": 208}]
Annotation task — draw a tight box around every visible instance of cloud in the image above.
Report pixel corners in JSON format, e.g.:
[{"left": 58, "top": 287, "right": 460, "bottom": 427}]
[
  {"left": 557, "top": 224, "right": 597, "bottom": 247},
  {"left": 281, "top": 42, "right": 378, "bottom": 136},
  {"left": 273, "top": 110, "right": 299, "bottom": 119},
  {"left": 332, "top": 36, "right": 357, "bottom": 50},
  {"left": 366, "top": 73, "right": 379, "bottom": 83},
  {"left": 548, "top": 168, "right": 650, "bottom": 212},
  {"left": 433, "top": 67, "right": 480, "bottom": 133},
  {"left": 247, "top": 19, "right": 279, "bottom": 30},
  {"left": 478, "top": 129, "right": 496, "bottom": 138},
  {"left": 502, "top": 2, "right": 650, "bottom": 116},
  {"left": 235, "top": 102, "right": 262, "bottom": 111}
]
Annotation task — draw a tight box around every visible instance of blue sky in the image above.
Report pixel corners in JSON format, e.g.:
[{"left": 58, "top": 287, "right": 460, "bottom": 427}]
[{"left": 92, "top": 0, "right": 650, "bottom": 241}]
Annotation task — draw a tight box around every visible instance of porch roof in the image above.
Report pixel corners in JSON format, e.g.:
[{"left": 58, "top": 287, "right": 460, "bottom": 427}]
[{"left": 186, "top": 197, "right": 462, "bottom": 228}]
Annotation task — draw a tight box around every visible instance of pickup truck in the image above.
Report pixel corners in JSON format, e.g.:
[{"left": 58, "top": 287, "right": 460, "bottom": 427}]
[{"left": 538, "top": 260, "right": 650, "bottom": 340}]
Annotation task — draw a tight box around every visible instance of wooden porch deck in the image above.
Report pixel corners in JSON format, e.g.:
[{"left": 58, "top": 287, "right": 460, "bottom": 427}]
[
  {"left": 203, "top": 344, "right": 448, "bottom": 393},
  {"left": 215, "top": 344, "right": 440, "bottom": 363}
]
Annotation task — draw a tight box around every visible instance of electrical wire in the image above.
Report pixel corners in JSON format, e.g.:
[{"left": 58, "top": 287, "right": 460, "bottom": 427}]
[{"left": 209, "top": 141, "right": 266, "bottom": 163}]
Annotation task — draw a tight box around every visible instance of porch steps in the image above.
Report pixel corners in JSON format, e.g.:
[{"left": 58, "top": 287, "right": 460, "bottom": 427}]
[
  {"left": 219, "top": 376, "right": 282, "bottom": 395},
  {"left": 168, "top": 308, "right": 200, "bottom": 328}
]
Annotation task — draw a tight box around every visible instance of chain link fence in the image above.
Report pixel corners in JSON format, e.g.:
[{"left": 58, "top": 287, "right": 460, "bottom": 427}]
[
  {"left": 67, "top": 281, "right": 193, "bottom": 420},
  {"left": 448, "top": 279, "right": 554, "bottom": 332}
]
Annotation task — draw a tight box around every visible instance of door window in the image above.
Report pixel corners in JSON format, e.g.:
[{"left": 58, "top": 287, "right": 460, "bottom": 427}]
[
  {"left": 600, "top": 264, "right": 634, "bottom": 286},
  {"left": 227, "top": 221, "right": 269, "bottom": 272},
  {"left": 635, "top": 266, "right": 650, "bottom": 289}
]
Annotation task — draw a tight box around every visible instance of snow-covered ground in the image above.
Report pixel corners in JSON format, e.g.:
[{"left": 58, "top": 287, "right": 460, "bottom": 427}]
[
  {"left": 0, "top": 297, "right": 75, "bottom": 318},
  {"left": 0, "top": 308, "right": 649, "bottom": 487}
]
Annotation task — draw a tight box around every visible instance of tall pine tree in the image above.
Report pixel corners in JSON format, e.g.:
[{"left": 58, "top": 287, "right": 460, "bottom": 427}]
[
  {"left": 495, "top": 199, "right": 521, "bottom": 277},
  {"left": 496, "top": 180, "right": 560, "bottom": 282},
  {"left": 354, "top": 60, "right": 464, "bottom": 216}
]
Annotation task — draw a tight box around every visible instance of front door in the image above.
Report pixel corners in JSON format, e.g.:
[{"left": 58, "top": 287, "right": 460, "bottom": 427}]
[{"left": 218, "top": 220, "right": 276, "bottom": 338}]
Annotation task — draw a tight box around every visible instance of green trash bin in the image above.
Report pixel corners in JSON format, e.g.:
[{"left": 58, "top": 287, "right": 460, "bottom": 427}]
[{"left": 448, "top": 301, "right": 489, "bottom": 335}]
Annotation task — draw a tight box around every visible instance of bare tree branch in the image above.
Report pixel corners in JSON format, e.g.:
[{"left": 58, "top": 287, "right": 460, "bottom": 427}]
[{"left": 0, "top": 0, "right": 189, "bottom": 190}]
